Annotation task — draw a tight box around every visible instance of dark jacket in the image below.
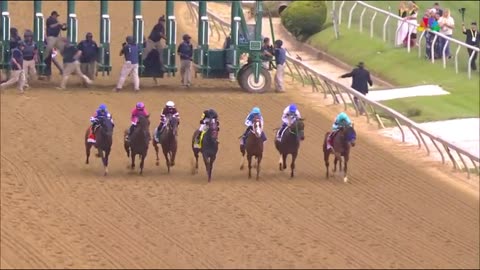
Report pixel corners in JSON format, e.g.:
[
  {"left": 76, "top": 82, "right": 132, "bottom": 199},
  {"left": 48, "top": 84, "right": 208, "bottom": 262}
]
[{"left": 340, "top": 67, "right": 373, "bottom": 94}]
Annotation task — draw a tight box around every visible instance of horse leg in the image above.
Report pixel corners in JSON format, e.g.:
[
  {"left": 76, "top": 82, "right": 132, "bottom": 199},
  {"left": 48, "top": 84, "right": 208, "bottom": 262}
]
[
  {"left": 333, "top": 155, "right": 338, "bottom": 173},
  {"left": 170, "top": 148, "right": 176, "bottom": 167},
  {"left": 124, "top": 141, "right": 130, "bottom": 158},
  {"left": 163, "top": 149, "right": 170, "bottom": 173},
  {"left": 282, "top": 154, "right": 287, "bottom": 170},
  {"left": 278, "top": 154, "right": 283, "bottom": 171},
  {"left": 324, "top": 150, "right": 330, "bottom": 178},
  {"left": 101, "top": 149, "right": 110, "bottom": 176},
  {"left": 154, "top": 142, "right": 160, "bottom": 166},
  {"left": 290, "top": 152, "right": 297, "bottom": 178},
  {"left": 139, "top": 154, "right": 145, "bottom": 175},
  {"left": 240, "top": 149, "right": 246, "bottom": 171},
  {"left": 131, "top": 153, "right": 136, "bottom": 170},
  {"left": 247, "top": 154, "right": 252, "bottom": 179},
  {"left": 203, "top": 155, "right": 211, "bottom": 182},
  {"left": 256, "top": 155, "right": 262, "bottom": 181},
  {"left": 85, "top": 143, "right": 92, "bottom": 164},
  {"left": 343, "top": 155, "right": 349, "bottom": 183}
]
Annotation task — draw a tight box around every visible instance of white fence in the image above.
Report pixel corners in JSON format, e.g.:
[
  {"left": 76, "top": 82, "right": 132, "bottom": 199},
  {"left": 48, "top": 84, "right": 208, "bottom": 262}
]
[
  {"left": 334, "top": 1, "right": 480, "bottom": 79},
  {"left": 185, "top": 1, "right": 479, "bottom": 179}
]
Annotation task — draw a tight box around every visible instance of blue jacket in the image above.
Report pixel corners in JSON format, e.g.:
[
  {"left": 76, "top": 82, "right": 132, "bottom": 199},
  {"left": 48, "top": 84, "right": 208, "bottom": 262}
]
[{"left": 245, "top": 113, "right": 264, "bottom": 127}]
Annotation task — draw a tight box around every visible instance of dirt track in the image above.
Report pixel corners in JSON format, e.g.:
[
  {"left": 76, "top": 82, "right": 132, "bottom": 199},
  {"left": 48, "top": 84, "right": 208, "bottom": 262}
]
[{"left": 1, "top": 1, "right": 479, "bottom": 269}]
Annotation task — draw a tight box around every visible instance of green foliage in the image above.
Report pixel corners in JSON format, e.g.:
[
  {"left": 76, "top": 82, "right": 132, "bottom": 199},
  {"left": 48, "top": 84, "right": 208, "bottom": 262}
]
[{"left": 281, "top": 1, "right": 327, "bottom": 40}]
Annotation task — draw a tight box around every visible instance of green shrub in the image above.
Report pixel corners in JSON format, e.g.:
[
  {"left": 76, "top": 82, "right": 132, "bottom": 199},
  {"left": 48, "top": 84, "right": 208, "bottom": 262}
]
[{"left": 281, "top": 1, "right": 327, "bottom": 40}]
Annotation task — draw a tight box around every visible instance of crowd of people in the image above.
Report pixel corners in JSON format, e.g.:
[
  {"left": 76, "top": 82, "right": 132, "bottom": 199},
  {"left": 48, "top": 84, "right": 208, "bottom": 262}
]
[
  {"left": 1, "top": 11, "right": 288, "bottom": 93},
  {"left": 396, "top": 1, "right": 479, "bottom": 68}
]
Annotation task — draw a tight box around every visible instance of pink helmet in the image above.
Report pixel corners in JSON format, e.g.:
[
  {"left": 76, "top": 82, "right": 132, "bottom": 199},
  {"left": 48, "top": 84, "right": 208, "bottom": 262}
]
[{"left": 136, "top": 102, "right": 145, "bottom": 110}]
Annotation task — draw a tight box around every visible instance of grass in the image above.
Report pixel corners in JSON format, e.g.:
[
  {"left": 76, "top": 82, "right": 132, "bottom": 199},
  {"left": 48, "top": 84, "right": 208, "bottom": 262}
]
[{"left": 300, "top": 1, "right": 480, "bottom": 122}]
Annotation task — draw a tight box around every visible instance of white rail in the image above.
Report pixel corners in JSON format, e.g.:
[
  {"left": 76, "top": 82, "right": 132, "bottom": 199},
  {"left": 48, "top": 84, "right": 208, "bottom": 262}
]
[
  {"left": 185, "top": 1, "right": 480, "bottom": 179},
  {"left": 334, "top": 1, "right": 480, "bottom": 79}
]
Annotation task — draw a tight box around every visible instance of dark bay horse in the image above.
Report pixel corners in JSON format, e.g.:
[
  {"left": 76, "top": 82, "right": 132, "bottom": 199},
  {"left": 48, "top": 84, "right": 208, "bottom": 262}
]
[
  {"left": 191, "top": 119, "right": 219, "bottom": 182},
  {"left": 274, "top": 117, "right": 305, "bottom": 178},
  {"left": 124, "top": 115, "right": 150, "bottom": 175},
  {"left": 323, "top": 125, "right": 356, "bottom": 182},
  {"left": 153, "top": 115, "right": 179, "bottom": 173},
  {"left": 85, "top": 117, "right": 114, "bottom": 176},
  {"left": 240, "top": 116, "right": 264, "bottom": 180}
]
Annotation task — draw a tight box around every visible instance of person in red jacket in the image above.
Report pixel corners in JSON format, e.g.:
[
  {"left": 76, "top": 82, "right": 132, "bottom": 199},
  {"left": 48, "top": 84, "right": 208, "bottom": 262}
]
[{"left": 126, "top": 102, "right": 149, "bottom": 141}]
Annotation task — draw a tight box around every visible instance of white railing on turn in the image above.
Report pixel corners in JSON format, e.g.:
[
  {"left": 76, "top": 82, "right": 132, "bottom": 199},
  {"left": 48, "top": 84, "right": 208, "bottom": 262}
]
[
  {"left": 334, "top": 1, "right": 480, "bottom": 79},
  {"left": 185, "top": 1, "right": 480, "bottom": 179}
]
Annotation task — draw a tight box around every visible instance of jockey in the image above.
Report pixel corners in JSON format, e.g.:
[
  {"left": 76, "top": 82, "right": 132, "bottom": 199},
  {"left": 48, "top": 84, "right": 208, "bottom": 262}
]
[
  {"left": 332, "top": 112, "right": 352, "bottom": 131},
  {"left": 127, "top": 102, "right": 149, "bottom": 140},
  {"left": 88, "top": 104, "right": 113, "bottom": 143},
  {"left": 194, "top": 108, "right": 220, "bottom": 146},
  {"left": 277, "top": 103, "right": 301, "bottom": 141},
  {"left": 240, "top": 107, "right": 266, "bottom": 146},
  {"left": 156, "top": 100, "right": 180, "bottom": 140}
]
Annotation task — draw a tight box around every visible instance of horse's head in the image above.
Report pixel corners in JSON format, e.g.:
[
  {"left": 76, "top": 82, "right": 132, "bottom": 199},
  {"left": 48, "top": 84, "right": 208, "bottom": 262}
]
[
  {"left": 167, "top": 115, "right": 179, "bottom": 136},
  {"left": 137, "top": 114, "right": 150, "bottom": 131},
  {"left": 99, "top": 117, "right": 114, "bottom": 137},
  {"left": 342, "top": 124, "right": 356, "bottom": 147},
  {"left": 207, "top": 119, "right": 218, "bottom": 140},
  {"left": 291, "top": 118, "right": 305, "bottom": 141},
  {"left": 252, "top": 116, "right": 263, "bottom": 138}
]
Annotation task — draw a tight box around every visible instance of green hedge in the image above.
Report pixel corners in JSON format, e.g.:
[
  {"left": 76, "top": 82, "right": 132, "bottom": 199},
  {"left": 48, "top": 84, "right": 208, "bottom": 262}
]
[{"left": 281, "top": 1, "right": 327, "bottom": 40}]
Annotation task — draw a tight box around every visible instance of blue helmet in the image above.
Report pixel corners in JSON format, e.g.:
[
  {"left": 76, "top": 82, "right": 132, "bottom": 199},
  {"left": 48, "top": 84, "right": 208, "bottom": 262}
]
[
  {"left": 99, "top": 104, "right": 107, "bottom": 111},
  {"left": 337, "top": 112, "right": 348, "bottom": 121},
  {"left": 288, "top": 104, "right": 297, "bottom": 113},
  {"left": 251, "top": 107, "right": 261, "bottom": 114}
]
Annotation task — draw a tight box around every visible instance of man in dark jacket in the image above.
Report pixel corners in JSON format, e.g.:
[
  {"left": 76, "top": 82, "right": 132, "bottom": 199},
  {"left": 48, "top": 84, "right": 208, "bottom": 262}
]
[{"left": 340, "top": 62, "right": 373, "bottom": 115}]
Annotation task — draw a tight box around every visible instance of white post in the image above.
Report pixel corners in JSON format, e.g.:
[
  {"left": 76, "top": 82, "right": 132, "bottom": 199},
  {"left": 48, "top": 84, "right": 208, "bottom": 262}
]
[
  {"left": 347, "top": 2, "right": 357, "bottom": 29},
  {"left": 370, "top": 12, "right": 377, "bottom": 38},
  {"left": 454, "top": 45, "right": 461, "bottom": 74},
  {"left": 338, "top": 1, "right": 345, "bottom": 25},
  {"left": 359, "top": 7, "right": 366, "bottom": 33},
  {"left": 431, "top": 34, "right": 438, "bottom": 63},
  {"left": 383, "top": 15, "right": 390, "bottom": 42}
]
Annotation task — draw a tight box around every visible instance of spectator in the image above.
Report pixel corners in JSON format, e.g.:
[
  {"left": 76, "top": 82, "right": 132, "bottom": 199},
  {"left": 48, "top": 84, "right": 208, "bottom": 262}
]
[
  {"left": 57, "top": 38, "right": 92, "bottom": 90},
  {"left": 339, "top": 61, "right": 373, "bottom": 115},
  {"left": 396, "top": 1, "right": 408, "bottom": 47},
  {"left": 9, "top": 27, "right": 21, "bottom": 50},
  {"left": 433, "top": 2, "right": 443, "bottom": 16},
  {"left": 438, "top": 8, "right": 455, "bottom": 58},
  {"left": 114, "top": 36, "right": 140, "bottom": 92},
  {"left": 402, "top": 1, "right": 418, "bottom": 48},
  {"left": 44, "top": 11, "right": 67, "bottom": 61},
  {"left": 77, "top": 32, "right": 99, "bottom": 84},
  {"left": 143, "top": 15, "right": 166, "bottom": 67},
  {"left": 21, "top": 30, "right": 38, "bottom": 88},
  {"left": 177, "top": 34, "right": 193, "bottom": 87},
  {"left": 0, "top": 42, "right": 26, "bottom": 93},
  {"left": 462, "top": 22, "right": 479, "bottom": 71},
  {"left": 261, "top": 37, "right": 274, "bottom": 70},
  {"left": 274, "top": 39, "right": 286, "bottom": 93},
  {"left": 425, "top": 9, "right": 440, "bottom": 59}
]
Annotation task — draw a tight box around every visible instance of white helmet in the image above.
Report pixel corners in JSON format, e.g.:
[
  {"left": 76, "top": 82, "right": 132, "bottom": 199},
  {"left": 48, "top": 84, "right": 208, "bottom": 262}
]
[{"left": 166, "top": 101, "right": 175, "bottom": 107}]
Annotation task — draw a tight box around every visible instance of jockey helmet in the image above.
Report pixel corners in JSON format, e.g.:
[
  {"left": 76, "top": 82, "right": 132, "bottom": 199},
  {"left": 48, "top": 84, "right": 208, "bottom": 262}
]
[
  {"left": 288, "top": 104, "right": 297, "bottom": 113},
  {"left": 136, "top": 102, "right": 145, "bottom": 110},
  {"left": 251, "top": 107, "right": 261, "bottom": 114},
  {"left": 99, "top": 104, "right": 107, "bottom": 111},
  {"left": 338, "top": 112, "right": 348, "bottom": 122},
  {"left": 166, "top": 101, "right": 175, "bottom": 107}
]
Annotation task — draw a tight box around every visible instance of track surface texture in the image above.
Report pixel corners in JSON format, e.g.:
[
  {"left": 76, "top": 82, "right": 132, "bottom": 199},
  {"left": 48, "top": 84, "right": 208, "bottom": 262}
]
[{"left": 1, "top": 2, "right": 479, "bottom": 269}]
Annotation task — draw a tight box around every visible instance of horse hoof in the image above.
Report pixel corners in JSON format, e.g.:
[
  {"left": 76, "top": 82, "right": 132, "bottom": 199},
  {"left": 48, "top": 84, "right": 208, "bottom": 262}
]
[
  {"left": 156, "top": 161, "right": 159, "bottom": 166},
  {"left": 343, "top": 177, "right": 348, "bottom": 183},
  {"left": 240, "top": 165, "right": 244, "bottom": 170}
]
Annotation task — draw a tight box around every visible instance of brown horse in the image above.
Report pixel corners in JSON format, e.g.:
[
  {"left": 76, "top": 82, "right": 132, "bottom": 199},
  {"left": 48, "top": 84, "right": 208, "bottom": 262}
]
[
  {"left": 85, "top": 117, "right": 114, "bottom": 176},
  {"left": 152, "top": 115, "right": 179, "bottom": 173},
  {"left": 124, "top": 115, "right": 150, "bottom": 175},
  {"left": 323, "top": 124, "right": 356, "bottom": 182},
  {"left": 191, "top": 119, "right": 219, "bottom": 182},
  {"left": 240, "top": 116, "right": 264, "bottom": 180},
  {"left": 274, "top": 117, "right": 305, "bottom": 178}
]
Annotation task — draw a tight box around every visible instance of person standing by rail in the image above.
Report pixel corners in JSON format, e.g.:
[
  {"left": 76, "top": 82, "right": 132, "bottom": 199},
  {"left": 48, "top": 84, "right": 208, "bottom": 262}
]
[
  {"left": 462, "top": 22, "right": 479, "bottom": 71},
  {"left": 339, "top": 61, "right": 373, "bottom": 115}
]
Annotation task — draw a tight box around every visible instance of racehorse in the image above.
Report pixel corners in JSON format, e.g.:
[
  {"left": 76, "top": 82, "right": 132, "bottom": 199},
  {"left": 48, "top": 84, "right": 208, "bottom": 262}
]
[
  {"left": 191, "top": 119, "right": 219, "bottom": 182},
  {"left": 240, "top": 116, "right": 264, "bottom": 180},
  {"left": 85, "top": 117, "right": 114, "bottom": 176},
  {"left": 274, "top": 117, "right": 305, "bottom": 178},
  {"left": 323, "top": 124, "right": 356, "bottom": 182},
  {"left": 124, "top": 115, "right": 150, "bottom": 175},
  {"left": 152, "top": 115, "right": 179, "bottom": 173}
]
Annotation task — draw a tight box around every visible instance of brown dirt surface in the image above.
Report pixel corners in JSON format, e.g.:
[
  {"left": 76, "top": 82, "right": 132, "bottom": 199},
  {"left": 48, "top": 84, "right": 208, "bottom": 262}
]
[{"left": 1, "top": 1, "right": 478, "bottom": 269}]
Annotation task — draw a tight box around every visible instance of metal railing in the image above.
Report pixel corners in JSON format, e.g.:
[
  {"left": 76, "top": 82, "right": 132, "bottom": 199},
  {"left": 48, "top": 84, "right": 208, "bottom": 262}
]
[
  {"left": 185, "top": 1, "right": 479, "bottom": 179},
  {"left": 334, "top": 1, "right": 480, "bottom": 79}
]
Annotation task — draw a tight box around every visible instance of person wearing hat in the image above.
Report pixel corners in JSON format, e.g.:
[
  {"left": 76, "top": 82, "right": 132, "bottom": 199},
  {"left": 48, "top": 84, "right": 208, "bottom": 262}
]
[
  {"left": 462, "top": 21, "right": 479, "bottom": 71},
  {"left": 21, "top": 30, "right": 38, "bottom": 88},
  {"left": 0, "top": 42, "right": 26, "bottom": 93},
  {"left": 143, "top": 15, "right": 166, "bottom": 65},
  {"left": 77, "top": 32, "right": 99, "bottom": 83},
  {"left": 177, "top": 33, "right": 193, "bottom": 87},
  {"left": 44, "top": 11, "right": 67, "bottom": 61},
  {"left": 114, "top": 36, "right": 140, "bottom": 92},
  {"left": 57, "top": 38, "right": 92, "bottom": 90},
  {"left": 339, "top": 62, "right": 373, "bottom": 115},
  {"left": 274, "top": 39, "right": 286, "bottom": 93}
]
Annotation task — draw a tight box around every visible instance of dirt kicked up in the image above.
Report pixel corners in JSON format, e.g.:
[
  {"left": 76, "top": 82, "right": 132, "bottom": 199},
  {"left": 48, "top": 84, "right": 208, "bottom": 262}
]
[{"left": 1, "top": 1, "right": 478, "bottom": 269}]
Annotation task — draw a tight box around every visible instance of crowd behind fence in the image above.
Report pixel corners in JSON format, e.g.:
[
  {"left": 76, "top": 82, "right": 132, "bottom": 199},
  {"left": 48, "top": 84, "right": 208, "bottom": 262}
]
[
  {"left": 185, "top": 1, "right": 479, "bottom": 179},
  {"left": 334, "top": 1, "right": 480, "bottom": 79}
]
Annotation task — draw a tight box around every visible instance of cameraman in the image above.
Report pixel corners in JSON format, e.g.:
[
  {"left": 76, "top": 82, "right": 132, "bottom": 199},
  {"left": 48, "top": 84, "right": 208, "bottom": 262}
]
[{"left": 44, "top": 11, "right": 67, "bottom": 61}]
